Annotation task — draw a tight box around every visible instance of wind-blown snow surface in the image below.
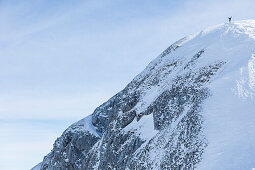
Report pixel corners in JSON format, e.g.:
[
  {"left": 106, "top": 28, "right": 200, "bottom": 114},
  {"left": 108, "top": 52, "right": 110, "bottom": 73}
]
[
  {"left": 196, "top": 21, "right": 255, "bottom": 169},
  {"left": 34, "top": 20, "right": 255, "bottom": 170}
]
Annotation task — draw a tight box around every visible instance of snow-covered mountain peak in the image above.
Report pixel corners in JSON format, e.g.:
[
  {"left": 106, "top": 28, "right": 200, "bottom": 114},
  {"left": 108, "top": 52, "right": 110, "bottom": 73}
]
[
  {"left": 35, "top": 20, "right": 255, "bottom": 170},
  {"left": 200, "top": 20, "right": 255, "bottom": 39},
  {"left": 147, "top": 20, "right": 255, "bottom": 67}
]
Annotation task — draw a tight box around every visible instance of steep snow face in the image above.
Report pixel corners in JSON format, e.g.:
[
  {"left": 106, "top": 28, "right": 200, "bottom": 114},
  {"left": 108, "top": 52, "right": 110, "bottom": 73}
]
[
  {"left": 36, "top": 20, "right": 255, "bottom": 170},
  {"left": 195, "top": 21, "right": 255, "bottom": 170}
]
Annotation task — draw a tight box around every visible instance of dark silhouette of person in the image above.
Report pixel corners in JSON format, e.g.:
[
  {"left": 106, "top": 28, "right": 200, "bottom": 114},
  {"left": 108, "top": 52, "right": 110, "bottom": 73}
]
[{"left": 228, "top": 17, "right": 232, "bottom": 23}]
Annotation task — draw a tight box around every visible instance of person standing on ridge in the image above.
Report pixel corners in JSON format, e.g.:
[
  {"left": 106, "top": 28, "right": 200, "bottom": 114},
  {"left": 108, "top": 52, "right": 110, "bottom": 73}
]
[{"left": 228, "top": 16, "right": 232, "bottom": 23}]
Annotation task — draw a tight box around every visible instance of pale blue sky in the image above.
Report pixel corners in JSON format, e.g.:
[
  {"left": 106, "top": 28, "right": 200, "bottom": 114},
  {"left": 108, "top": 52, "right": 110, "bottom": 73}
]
[{"left": 0, "top": 0, "right": 255, "bottom": 169}]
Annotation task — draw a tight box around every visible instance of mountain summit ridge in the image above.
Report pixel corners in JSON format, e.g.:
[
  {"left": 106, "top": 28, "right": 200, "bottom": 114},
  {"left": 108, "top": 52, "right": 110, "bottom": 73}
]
[{"left": 34, "top": 20, "right": 255, "bottom": 170}]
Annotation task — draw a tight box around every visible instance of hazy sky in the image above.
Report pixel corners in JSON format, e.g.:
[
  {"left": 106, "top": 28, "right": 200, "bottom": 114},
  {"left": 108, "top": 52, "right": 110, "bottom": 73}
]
[{"left": 1, "top": 0, "right": 255, "bottom": 169}]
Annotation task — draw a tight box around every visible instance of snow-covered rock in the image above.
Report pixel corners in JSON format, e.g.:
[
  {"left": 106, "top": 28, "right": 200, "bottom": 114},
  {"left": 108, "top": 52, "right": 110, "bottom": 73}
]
[
  {"left": 34, "top": 20, "right": 255, "bottom": 170},
  {"left": 31, "top": 162, "right": 42, "bottom": 170}
]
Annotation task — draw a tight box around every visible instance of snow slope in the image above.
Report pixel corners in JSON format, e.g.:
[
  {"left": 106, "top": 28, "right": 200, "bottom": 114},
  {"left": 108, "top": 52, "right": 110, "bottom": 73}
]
[
  {"left": 196, "top": 21, "right": 255, "bottom": 170},
  {"left": 35, "top": 20, "right": 255, "bottom": 170}
]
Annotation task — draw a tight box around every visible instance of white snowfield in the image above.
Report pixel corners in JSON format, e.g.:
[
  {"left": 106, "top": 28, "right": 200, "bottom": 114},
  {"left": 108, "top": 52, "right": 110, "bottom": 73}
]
[{"left": 194, "top": 20, "right": 255, "bottom": 170}]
